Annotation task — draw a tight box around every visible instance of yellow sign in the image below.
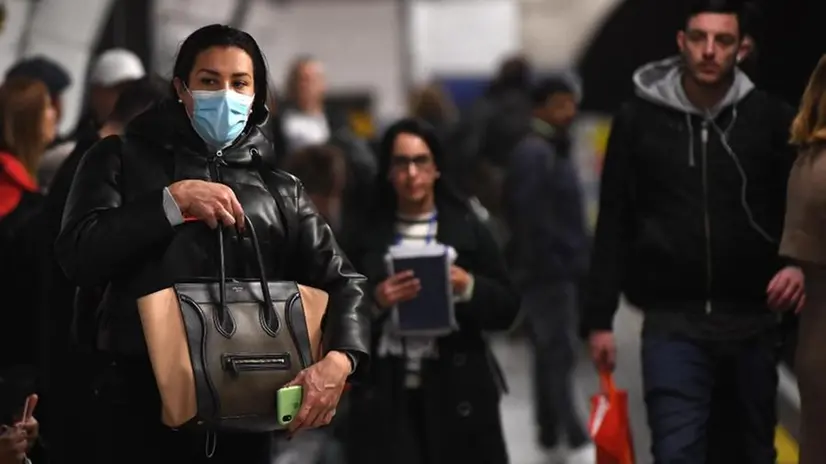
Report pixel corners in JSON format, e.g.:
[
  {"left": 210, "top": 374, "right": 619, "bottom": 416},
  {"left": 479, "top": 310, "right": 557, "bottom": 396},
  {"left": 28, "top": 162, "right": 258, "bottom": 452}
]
[
  {"left": 585, "top": 118, "right": 613, "bottom": 231},
  {"left": 349, "top": 111, "right": 375, "bottom": 139}
]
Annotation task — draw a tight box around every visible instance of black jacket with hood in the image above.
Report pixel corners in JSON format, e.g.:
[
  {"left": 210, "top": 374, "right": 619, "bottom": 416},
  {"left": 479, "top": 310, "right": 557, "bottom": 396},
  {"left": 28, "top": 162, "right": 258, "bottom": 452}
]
[
  {"left": 55, "top": 99, "right": 372, "bottom": 374},
  {"left": 583, "top": 57, "right": 796, "bottom": 332}
]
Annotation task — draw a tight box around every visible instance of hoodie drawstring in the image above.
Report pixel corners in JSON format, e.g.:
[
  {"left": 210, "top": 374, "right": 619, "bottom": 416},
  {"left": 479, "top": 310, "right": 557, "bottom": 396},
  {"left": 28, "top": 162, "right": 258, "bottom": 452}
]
[
  {"left": 709, "top": 108, "right": 777, "bottom": 244},
  {"left": 686, "top": 114, "right": 696, "bottom": 167},
  {"left": 686, "top": 106, "right": 777, "bottom": 244}
]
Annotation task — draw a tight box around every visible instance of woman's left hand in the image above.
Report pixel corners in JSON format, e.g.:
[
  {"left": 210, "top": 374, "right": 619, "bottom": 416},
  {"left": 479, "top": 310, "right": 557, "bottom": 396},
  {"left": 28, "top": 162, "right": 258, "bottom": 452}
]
[
  {"left": 18, "top": 418, "right": 37, "bottom": 451},
  {"left": 16, "top": 394, "right": 37, "bottom": 451},
  {"left": 450, "top": 265, "right": 472, "bottom": 295},
  {"left": 767, "top": 266, "right": 805, "bottom": 313},
  {"left": 285, "top": 351, "right": 352, "bottom": 435}
]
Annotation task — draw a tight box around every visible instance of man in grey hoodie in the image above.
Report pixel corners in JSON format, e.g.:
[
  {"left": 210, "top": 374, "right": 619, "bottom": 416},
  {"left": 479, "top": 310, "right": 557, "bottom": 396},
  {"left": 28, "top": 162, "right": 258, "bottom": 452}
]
[{"left": 583, "top": 0, "right": 801, "bottom": 462}]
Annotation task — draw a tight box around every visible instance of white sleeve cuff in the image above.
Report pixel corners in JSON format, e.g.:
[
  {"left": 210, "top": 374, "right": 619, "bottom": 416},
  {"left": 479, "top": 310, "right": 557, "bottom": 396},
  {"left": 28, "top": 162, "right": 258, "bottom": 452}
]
[
  {"left": 163, "top": 187, "right": 185, "bottom": 226},
  {"left": 455, "top": 274, "right": 475, "bottom": 302}
]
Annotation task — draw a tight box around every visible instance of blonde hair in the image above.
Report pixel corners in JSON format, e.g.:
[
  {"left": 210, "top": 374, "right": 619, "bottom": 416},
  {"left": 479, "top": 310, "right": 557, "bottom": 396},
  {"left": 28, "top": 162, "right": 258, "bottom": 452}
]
[
  {"left": 284, "top": 55, "right": 318, "bottom": 103},
  {"left": 408, "top": 83, "right": 457, "bottom": 124},
  {"left": 0, "top": 77, "right": 50, "bottom": 177},
  {"left": 791, "top": 55, "right": 826, "bottom": 146}
]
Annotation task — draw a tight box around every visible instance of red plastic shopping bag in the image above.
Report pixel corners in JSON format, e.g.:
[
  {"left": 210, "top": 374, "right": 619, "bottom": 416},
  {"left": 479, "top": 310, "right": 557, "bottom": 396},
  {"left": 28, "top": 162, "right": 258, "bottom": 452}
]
[{"left": 589, "top": 371, "right": 635, "bottom": 464}]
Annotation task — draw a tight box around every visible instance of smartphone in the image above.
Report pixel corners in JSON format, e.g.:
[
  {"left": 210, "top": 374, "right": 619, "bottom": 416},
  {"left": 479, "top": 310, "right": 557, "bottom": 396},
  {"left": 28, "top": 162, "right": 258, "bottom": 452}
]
[{"left": 276, "top": 385, "right": 303, "bottom": 426}]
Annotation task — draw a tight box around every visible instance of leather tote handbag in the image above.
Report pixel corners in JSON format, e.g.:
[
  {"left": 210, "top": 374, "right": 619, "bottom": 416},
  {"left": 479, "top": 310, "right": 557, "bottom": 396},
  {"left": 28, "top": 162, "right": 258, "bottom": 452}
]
[{"left": 137, "top": 213, "right": 328, "bottom": 432}]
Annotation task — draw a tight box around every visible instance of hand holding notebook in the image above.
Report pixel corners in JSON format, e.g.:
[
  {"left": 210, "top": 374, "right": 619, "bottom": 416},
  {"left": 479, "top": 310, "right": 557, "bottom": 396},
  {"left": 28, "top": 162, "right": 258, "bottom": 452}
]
[
  {"left": 449, "top": 265, "right": 472, "bottom": 296},
  {"left": 374, "top": 270, "right": 422, "bottom": 309},
  {"left": 385, "top": 244, "right": 457, "bottom": 336}
]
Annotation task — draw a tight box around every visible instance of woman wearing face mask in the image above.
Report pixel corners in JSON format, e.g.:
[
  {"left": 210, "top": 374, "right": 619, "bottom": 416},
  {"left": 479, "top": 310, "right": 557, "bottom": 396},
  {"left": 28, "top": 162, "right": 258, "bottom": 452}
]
[
  {"left": 56, "top": 25, "right": 371, "bottom": 464},
  {"left": 343, "top": 118, "right": 519, "bottom": 464}
]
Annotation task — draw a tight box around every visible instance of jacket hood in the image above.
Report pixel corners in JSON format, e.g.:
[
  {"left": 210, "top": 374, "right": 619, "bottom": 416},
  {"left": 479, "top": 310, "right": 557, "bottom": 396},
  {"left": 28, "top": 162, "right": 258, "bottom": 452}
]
[
  {"left": 124, "top": 99, "right": 275, "bottom": 166},
  {"left": 633, "top": 56, "right": 754, "bottom": 117}
]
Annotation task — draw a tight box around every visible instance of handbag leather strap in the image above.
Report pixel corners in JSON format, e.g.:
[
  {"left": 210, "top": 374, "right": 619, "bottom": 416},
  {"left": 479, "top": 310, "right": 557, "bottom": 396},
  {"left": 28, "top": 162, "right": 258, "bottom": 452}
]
[{"left": 216, "top": 215, "right": 277, "bottom": 337}]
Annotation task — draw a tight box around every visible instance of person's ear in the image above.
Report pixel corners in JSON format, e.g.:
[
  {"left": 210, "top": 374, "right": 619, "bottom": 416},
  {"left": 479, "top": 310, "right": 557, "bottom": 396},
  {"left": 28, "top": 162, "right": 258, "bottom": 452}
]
[
  {"left": 173, "top": 77, "right": 187, "bottom": 102},
  {"left": 676, "top": 30, "right": 686, "bottom": 54},
  {"left": 174, "top": 77, "right": 195, "bottom": 115},
  {"left": 737, "top": 35, "right": 755, "bottom": 64}
]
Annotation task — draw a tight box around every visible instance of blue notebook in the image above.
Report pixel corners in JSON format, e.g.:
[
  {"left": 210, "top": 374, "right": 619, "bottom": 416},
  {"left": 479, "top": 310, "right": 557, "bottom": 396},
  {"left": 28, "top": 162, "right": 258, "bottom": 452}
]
[{"left": 385, "top": 244, "right": 457, "bottom": 336}]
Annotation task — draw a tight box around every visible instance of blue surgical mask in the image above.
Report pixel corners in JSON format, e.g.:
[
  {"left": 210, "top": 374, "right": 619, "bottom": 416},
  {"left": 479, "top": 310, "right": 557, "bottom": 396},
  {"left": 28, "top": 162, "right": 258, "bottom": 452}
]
[{"left": 188, "top": 89, "right": 255, "bottom": 149}]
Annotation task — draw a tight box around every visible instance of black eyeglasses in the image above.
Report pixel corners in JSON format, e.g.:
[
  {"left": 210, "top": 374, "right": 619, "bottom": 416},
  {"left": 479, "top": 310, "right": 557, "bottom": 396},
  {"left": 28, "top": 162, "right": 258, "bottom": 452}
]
[{"left": 390, "top": 154, "right": 434, "bottom": 170}]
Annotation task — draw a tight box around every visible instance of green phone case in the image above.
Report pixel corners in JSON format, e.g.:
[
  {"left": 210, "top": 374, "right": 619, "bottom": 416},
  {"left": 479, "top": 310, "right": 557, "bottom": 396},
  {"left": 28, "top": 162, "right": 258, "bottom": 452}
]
[{"left": 277, "top": 385, "right": 303, "bottom": 426}]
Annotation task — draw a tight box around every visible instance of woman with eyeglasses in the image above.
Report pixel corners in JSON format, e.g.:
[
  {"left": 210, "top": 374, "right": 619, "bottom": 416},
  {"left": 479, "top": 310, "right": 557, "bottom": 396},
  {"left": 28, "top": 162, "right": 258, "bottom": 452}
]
[{"left": 343, "top": 118, "right": 519, "bottom": 464}]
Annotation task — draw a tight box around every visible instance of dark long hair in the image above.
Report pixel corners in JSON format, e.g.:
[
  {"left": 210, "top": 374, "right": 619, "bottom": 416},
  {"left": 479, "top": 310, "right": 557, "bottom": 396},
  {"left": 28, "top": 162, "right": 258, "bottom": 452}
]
[
  {"left": 374, "top": 118, "right": 469, "bottom": 218},
  {"left": 170, "top": 24, "right": 270, "bottom": 121}
]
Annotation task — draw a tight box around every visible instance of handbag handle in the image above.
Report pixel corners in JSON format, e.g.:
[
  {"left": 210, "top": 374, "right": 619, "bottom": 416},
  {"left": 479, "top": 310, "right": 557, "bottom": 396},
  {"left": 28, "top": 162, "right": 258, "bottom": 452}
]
[{"left": 215, "top": 215, "right": 278, "bottom": 337}]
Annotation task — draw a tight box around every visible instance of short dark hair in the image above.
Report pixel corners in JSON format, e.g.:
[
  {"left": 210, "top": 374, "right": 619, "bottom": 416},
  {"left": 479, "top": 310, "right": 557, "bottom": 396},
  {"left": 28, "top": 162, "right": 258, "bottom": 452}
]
[
  {"left": 108, "top": 75, "right": 167, "bottom": 125},
  {"left": 531, "top": 77, "right": 576, "bottom": 108},
  {"left": 5, "top": 56, "right": 71, "bottom": 98},
  {"left": 488, "top": 55, "right": 533, "bottom": 96},
  {"left": 171, "top": 24, "right": 270, "bottom": 119},
  {"left": 284, "top": 144, "right": 346, "bottom": 197},
  {"left": 684, "top": 0, "right": 752, "bottom": 36}
]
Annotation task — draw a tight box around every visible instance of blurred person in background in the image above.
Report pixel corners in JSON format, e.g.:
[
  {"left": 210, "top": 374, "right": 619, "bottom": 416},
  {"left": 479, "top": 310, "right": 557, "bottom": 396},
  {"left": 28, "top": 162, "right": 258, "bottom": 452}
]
[
  {"left": 504, "top": 77, "right": 592, "bottom": 464},
  {"left": 409, "top": 83, "right": 492, "bottom": 225},
  {"left": 344, "top": 118, "right": 518, "bottom": 464},
  {"left": 408, "top": 83, "right": 458, "bottom": 143},
  {"left": 41, "top": 48, "right": 148, "bottom": 191},
  {"left": 447, "top": 55, "right": 535, "bottom": 256},
  {"left": 4, "top": 57, "right": 70, "bottom": 128},
  {"left": 73, "top": 48, "right": 147, "bottom": 144},
  {"left": 778, "top": 54, "right": 826, "bottom": 464},
  {"left": 279, "top": 56, "right": 376, "bottom": 232},
  {"left": 4, "top": 57, "right": 71, "bottom": 190},
  {"left": 478, "top": 55, "right": 535, "bottom": 168},
  {"left": 0, "top": 78, "right": 57, "bottom": 370},
  {"left": 36, "top": 76, "right": 167, "bottom": 464},
  {"left": 283, "top": 144, "right": 347, "bottom": 233},
  {"left": 281, "top": 56, "right": 339, "bottom": 152},
  {"left": 0, "top": 78, "right": 57, "bottom": 464},
  {"left": 583, "top": 1, "right": 800, "bottom": 462},
  {"left": 55, "top": 24, "right": 369, "bottom": 464}
]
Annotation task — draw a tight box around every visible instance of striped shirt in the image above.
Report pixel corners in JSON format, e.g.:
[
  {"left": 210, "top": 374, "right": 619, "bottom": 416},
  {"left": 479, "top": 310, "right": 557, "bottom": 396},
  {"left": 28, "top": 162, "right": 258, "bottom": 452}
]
[{"left": 378, "top": 211, "right": 473, "bottom": 388}]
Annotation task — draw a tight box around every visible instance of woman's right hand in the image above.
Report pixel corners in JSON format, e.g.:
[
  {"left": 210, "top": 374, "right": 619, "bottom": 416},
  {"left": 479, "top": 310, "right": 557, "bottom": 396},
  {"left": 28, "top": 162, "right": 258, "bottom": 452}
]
[
  {"left": 168, "top": 180, "right": 245, "bottom": 229},
  {"left": 374, "top": 270, "right": 421, "bottom": 309}
]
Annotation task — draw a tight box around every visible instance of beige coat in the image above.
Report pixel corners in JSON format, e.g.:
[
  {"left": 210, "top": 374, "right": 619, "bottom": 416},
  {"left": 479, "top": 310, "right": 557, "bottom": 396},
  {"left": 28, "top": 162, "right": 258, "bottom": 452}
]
[
  {"left": 780, "top": 144, "right": 826, "bottom": 264},
  {"left": 780, "top": 143, "right": 826, "bottom": 464}
]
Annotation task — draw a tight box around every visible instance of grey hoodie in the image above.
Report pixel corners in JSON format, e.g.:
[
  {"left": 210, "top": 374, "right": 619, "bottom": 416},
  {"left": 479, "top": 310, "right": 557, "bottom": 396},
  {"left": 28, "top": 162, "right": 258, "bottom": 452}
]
[
  {"left": 632, "top": 55, "right": 756, "bottom": 168},
  {"left": 633, "top": 55, "right": 754, "bottom": 117}
]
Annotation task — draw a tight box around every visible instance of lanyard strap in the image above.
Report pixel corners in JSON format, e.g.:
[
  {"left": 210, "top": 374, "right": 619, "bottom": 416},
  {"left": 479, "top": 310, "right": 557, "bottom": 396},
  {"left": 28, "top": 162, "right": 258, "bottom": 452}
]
[{"left": 395, "top": 211, "right": 438, "bottom": 245}]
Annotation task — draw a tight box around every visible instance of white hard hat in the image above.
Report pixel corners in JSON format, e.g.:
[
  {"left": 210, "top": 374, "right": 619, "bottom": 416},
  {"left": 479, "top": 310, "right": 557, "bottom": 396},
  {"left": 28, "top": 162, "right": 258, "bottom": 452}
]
[{"left": 89, "top": 48, "right": 146, "bottom": 87}]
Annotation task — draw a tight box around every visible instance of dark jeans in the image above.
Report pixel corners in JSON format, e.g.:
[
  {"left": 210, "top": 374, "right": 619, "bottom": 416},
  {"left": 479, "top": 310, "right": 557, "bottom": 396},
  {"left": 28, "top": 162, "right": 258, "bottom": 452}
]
[
  {"left": 642, "top": 333, "right": 778, "bottom": 464},
  {"left": 523, "top": 282, "right": 589, "bottom": 449}
]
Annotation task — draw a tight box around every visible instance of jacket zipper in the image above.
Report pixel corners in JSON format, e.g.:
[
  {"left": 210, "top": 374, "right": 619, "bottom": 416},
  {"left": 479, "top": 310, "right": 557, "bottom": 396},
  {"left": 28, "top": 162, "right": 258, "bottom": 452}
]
[
  {"left": 700, "top": 123, "right": 712, "bottom": 314},
  {"left": 207, "top": 149, "right": 224, "bottom": 182}
]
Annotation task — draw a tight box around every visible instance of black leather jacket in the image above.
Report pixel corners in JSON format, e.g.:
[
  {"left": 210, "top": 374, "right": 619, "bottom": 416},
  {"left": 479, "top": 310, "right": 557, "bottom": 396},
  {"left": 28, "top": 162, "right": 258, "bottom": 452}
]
[{"left": 55, "top": 100, "right": 371, "bottom": 375}]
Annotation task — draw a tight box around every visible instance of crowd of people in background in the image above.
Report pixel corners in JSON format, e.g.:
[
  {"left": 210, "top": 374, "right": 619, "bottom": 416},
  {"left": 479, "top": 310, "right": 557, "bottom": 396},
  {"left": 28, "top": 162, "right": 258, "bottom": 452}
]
[{"left": 2, "top": 0, "right": 826, "bottom": 463}]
